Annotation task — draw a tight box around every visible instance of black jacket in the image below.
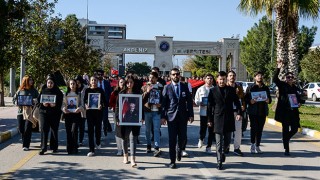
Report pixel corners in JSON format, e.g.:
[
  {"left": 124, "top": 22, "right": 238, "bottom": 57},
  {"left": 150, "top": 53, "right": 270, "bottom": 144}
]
[
  {"left": 207, "top": 86, "right": 241, "bottom": 134},
  {"left": 245, "top": 83, "right": 271, "bottom": 117}
]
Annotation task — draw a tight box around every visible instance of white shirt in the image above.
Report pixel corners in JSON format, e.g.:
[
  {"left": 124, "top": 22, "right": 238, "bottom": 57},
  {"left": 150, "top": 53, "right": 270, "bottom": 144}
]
[{"left": 194, "top": 85, "right": 214, "bottom": 116}]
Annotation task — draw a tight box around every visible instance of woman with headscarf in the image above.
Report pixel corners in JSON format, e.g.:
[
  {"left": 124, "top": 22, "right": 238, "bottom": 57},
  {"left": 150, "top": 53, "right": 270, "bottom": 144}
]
[
  {"left": 13, "top": 75, "right": 39, "bottom": 151},
  {"left": 38, "top": 74, "right": 63, "bottom": 155}
]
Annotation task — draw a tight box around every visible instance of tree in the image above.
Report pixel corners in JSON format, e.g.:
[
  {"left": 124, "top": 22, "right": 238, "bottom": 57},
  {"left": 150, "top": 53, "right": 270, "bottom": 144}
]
[
  {"left": 240, "top": 16, "right": 276, "bottom": 81},
  {"left": 126, "top": 62, "right": 151, "bottom": 76},
  {"left": 182, "top": 55, "right": 219, "bottom": 77},
  {"left": 300, "top": 48, "right": 320, "bottom": 82}
]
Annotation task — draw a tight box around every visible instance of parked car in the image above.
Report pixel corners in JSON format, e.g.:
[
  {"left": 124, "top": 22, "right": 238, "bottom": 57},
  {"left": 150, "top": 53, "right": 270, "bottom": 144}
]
[
  {"left": 303, "top": 82, "right": 320, "bottom": 102},
  {"left": 236, "top": 81, "right": 254, "bottom": 93}
]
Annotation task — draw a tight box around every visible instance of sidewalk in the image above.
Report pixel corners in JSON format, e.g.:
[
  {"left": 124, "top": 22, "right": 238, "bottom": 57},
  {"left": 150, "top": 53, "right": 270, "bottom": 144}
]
[{"left": 0, "top": 97, "right": 18, "bottom": 143}]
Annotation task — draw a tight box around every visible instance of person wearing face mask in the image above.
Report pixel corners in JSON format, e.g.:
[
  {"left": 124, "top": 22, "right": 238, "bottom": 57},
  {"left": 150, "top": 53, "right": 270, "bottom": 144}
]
[
  {"left": 62, "top": 79, "right": 84, "bottom": 154},
  {"left": 38, "top": 74, "right": 63, "bottom": 155},
  {"left": 245, "top": 71, "right": 271, "bottom": 155},
  {"left": 274, "top": 61, "right": 302, "bottom": 156}
]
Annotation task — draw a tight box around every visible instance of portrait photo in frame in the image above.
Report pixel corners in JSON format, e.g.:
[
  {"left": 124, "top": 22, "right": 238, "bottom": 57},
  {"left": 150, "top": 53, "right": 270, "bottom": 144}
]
[
  {"left": 40, "top": 94, "right": 56, "bottom": 103},
  {"left": 119, "top": 94, "right": 142, "bottom": 126},
  {"left": 67, "top": 96, "right": 78, "bottom": 112},
  {"left": 251, "top": 91, "right": 267, "bottom": 102},
  {"left": 148, "top": 89, "right": 160, "bottom": 104},
  {"left": 288, "top": 94, "right": 299, "bottom": 108},
  {"left": 17, "top": 95, "right": 33, "bottom": 106},
  {"left": 88, "top": 93, "right": 100, "bottom": 109}
]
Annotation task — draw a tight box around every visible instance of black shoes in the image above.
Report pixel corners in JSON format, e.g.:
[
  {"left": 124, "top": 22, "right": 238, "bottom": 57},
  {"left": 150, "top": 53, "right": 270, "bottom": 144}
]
[
  {"left": 217, "top": 162, "right": 223, "bottom": 170},
  {"left": 234, "top": 149, "right": 244, "bottom": 156},
  {"left": 284, "top": 149, "right": 290, "bottom": 156},
  {"left": 177, "top": 151, "right": 182, "bottom": 161},
  {"left": 222, "top": 154, "right": 226, "bottom": 162},
  {"left": 224, "top": 147, "right": 230, "bottom": 154},
  {"left": 146, "top": 145, "right": 152, "bottom": 153},
  {"left": 39, "top": 150, "right": 46, "bottom": 155},
  {"left": 169, "top": 163, "right": 176, "bottom": 169}
]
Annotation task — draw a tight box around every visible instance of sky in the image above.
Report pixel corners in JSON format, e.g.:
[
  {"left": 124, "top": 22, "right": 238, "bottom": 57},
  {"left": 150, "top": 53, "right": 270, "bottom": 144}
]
[{"left": 54, "top": 0, "right": 320, "bottom": 67}]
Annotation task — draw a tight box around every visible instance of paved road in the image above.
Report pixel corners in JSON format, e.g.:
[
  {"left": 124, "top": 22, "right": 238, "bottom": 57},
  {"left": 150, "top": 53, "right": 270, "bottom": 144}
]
[{"left": 0, "top": 107, "right": 320, "bottom": 179}]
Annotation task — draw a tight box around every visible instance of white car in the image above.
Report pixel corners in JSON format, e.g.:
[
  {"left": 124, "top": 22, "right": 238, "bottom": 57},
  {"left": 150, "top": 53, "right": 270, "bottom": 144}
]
[
  {"left": 236, "top": 81, "right": 254, "bottom": 93},
  {"left": 303, "top": 82, "right": 320, "bottom": 102}
]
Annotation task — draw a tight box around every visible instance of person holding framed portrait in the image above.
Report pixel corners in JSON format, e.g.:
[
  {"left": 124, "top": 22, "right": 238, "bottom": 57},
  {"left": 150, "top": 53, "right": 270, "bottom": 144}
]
[
  {"left": 84, "top": 76, "right": 106, "bottom": 157},
  {"left": 75, "top": 75, "right": 88, "bottom": 146},
  {"left": 274, "top": 61, "right": 302, "bottom": 156},
  {"left": 62, "top": 79, "right": 84, "bottom": 154},
  {"left": 115, "top": 75, "right": 143, "bottom": 168},
  {"left": 141, "top": 72, "right": 164, "bottom": 156},
  {"left": 38, "top": 74, "right": 63, "bottom": 155},
  {"left": 13, "top": 75, "right": 39, "bottom": 151},
  {"left": 245, "top": 71, "right": 271, "bottom": 155}
]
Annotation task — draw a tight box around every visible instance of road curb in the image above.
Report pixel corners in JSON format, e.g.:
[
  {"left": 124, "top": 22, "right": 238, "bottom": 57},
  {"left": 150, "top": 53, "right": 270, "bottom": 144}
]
[
  {"left": 267, "top": 118, "right": 320, "bottom": 140},
  {"left": 0, "top": 127, "right": 18, "bottom": 143}
]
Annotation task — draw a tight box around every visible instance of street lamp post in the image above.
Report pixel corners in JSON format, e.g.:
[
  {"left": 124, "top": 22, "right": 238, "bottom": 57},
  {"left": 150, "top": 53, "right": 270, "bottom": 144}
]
[{"left": 270, "top": 10, "right": 275, "bottom": 84}]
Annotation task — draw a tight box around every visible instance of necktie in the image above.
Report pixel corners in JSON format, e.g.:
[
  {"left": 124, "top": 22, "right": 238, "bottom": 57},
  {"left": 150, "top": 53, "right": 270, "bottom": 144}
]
[
  {"left": 175, "top": 84, "right": 179, "bottom": 98},
  {"left": 100, "top": 82, "right": 103, "bottom": 89}
]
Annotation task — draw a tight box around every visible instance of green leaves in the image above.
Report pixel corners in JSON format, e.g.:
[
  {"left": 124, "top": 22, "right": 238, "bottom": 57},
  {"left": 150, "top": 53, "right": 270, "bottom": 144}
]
[
  {"left": 182, "top": 55, "right": 219, "bottom": 77},
  {"left": 301, "top": 47, "right": 320, "bottom": 82},
  {"left": 126, "top": 62, "right": 151, "bottom": 76}
]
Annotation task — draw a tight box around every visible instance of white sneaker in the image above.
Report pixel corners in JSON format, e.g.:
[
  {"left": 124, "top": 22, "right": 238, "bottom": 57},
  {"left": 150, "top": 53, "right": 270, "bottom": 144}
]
[
  {"left": 205, "top": 147, "right": 212, "bottom": 153},
  {"left": 255, "top": 146, "right": 263, "bottom": 154},
  {"left": 87, "top": 152, "right": 95, "bottom": 157},
  {"left": 23, "top": 147, "right": 29, "bottom": 151},
  {"left": 182, "top": 150, "right": 188, "bottom": 157},
  {"left": 250, "top": 144, "right": 256, "bottom": 154},
  {"left": 95, "top": 144, "right": 101, "bottom": 149},
  {"left": 116, "top": 150, "right": 123, "bottom": 156},
  {"left": 198, "top": 139, "right": 203, "bottom": 148}
]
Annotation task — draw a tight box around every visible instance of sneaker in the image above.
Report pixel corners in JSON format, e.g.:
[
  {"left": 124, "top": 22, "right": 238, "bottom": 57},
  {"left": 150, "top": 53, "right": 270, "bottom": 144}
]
[
  {"left": 234, "top": 149, "right": 244, "bottom": 156},
  {"left": 23, "top": 147, "right": 29, "bottom": 151},
  {"left": 255, "top": 146, "right": 262, "bottom": 154},
  {"left": 146, "top": 144, "right": 152, "bottom": 153},
  {"left": 182, "top": 150, "right": 188, "bottom": 157},
  {"left": 154, "top": 149, "right": 161, "bottom": 157},
  {"left": 205, "top": 147, "right": 212, "bottom": 153},
  {"left": 116, "top": 150, "right": 123, "bottom": 156},
  {"left": 250, "top": 144, "right": 256, "bottom": 154},
  {"left": 198, "top": 139, "right": 203, "bottom": 148},
  {"left": 87, "top": 152, "right": 95, "bottom": 157},
  {"left": 95, "top": 144, "right": 101, "bottom": 150}
]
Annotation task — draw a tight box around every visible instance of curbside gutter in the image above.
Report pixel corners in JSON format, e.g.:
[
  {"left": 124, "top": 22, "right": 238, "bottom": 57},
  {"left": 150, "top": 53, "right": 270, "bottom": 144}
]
[
  {"left": 266, "top": 118, "right": 320, "bottom": 140},
  {"left": 0, "top": 127, "right": 18, "bottom": 143}
]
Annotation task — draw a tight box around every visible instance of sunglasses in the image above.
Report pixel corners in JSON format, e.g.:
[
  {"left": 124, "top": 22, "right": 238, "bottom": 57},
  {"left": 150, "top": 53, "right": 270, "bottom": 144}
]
[
  {"left": 171, "top": 73, "right": 180, "bottom": 76},
  {"left": 286, "top": 76, "right": 294, "bottom": 79}
]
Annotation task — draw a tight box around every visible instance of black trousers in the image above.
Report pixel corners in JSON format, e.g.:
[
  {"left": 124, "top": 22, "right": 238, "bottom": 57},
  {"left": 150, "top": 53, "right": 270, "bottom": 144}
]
[
  {"left": 87, "top": 110, "right": 103, "bottom": 152},
  {"left": 64, "top": 113, "right": 81, "bottom": 153},
  {"left": 249, "top": 115, "right": 266, "bottom": 146},
  {"left": 167, "top": 117, "right": 187, "bottom": 163},
  {"left": 78, "top": 118, "right": 86, "bottom": 143},
  {"left": 102, "top": 107, "right": 112, "bottom": 134},
  {"left": 215, "top": 132, "right": 231, "bottom": 163},
  {"left": 40, "top": 112, "right": 60, "bottom": 151},
  {"left": 282, "top": 111, "right": 299, "bottom": 151},
  {"left": 17, "top": 114, "right": 33, "bottom": 148},
  {"left": 199, "top": 116, "right": 215, "bottom": 147}
]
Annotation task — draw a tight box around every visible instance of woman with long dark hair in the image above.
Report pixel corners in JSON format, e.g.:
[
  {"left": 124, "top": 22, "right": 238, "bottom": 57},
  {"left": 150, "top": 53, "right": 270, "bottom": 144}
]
[
  {"left": 62, "top": 79, "right": 83, "bottom": 154},
  {"left": 84, "top": 76, "right": 106, "bottom": 157},
  {"left": 13, "top": 75, "right": 39, "bottom": 151},
  {"left": 38, "top": 74, "right": 63, "bottom": 155},
  {"left": 75, "top": 75, "right": 88, "bottom": 146},
  {"left": 109, "top": 78, "right": 125, "bottom": 156},
  {"left": 115, "top": 75, "right": 143, "bottom": 167}
]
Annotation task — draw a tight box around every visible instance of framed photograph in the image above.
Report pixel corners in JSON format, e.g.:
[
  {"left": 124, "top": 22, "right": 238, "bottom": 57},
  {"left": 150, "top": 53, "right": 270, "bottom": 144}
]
[
  {"left": 67, "top": 96, "right": 78, "bottom": 112},
  {"left": 288, "top": 94, "right": 299, "bottom": 108},
  {"left": 40, "top": 94, "right": 56, "bottom": 103},
  {"left": 202, "top": 97, "right": 208, "bottom": 106},
  {"left": 17, "top": 95, "right": 33, "bottom": 106},
  {"left": 148, "top": 89, "right": 160, "bottom": 104},
  {"left": 88, "top": 93, "right": 100, "bottom": 109},
  {"left": 119, "top": 94, "right": 142, "bottom": 126},
  {"left": 251, "top": 91, "right": 267, "bottom": 102}
]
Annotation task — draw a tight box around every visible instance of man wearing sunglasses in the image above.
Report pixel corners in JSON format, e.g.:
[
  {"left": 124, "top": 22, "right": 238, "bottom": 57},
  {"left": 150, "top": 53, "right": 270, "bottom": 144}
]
[
  {"left": 273, "top": 61, "right": 302, "bottom": 156},
  {"left": 161, "top": 68, "right": 194, "bottom": 169}
]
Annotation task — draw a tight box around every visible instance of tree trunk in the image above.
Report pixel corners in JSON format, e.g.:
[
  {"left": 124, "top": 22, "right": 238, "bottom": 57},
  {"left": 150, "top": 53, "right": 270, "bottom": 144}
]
[
  {"left": 275, "top": 0, "right": 289, "bottom": 80},
  {"left": 0, "top": 71, "right": 5, "bottom": 106},
  {"left": 288, "top": 12, "right": 299, "bottom": 81}
]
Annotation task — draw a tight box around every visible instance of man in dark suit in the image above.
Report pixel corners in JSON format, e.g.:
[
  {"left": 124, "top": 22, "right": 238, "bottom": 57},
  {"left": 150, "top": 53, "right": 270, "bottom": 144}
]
[
  {"left": 207, "top": 71, "right": 241, "bottom": 170},
  {"left": 95, "top": 70, "right": 113, "bottom": 136},
  {"left": 161, "top": 68, "right": 194, "bottom": 169}
]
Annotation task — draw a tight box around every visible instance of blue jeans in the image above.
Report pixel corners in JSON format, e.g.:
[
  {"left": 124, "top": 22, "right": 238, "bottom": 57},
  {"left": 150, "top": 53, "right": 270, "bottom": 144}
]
[{"left": 144, "top": 111, "right": 161, "bottom": 148}]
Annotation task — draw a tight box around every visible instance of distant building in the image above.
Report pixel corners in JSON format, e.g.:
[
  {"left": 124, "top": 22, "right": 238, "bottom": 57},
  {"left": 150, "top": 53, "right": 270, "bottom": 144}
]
[
  {"left": 79, "top": 18, "right": 126, "bottom": 73},
  {"left": 310, "top": 43, "right": 320, "bottom": 50}
]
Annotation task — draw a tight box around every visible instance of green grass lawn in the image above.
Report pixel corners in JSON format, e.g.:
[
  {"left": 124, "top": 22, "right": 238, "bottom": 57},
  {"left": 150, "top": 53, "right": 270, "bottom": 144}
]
[{"left": 268, "top": 103, "right": 320, "bottom": 132}]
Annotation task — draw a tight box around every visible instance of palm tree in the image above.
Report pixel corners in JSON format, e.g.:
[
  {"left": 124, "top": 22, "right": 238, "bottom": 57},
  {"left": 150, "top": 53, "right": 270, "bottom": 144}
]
[{"left": 238, "top": 0, "right": 319, "bottom": 79}]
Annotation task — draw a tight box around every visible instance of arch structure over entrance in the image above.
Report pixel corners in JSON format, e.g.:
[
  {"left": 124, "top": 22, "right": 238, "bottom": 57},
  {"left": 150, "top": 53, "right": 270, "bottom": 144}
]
[{"left": 89, "top": 36, "right": 247, "bottom": 81}]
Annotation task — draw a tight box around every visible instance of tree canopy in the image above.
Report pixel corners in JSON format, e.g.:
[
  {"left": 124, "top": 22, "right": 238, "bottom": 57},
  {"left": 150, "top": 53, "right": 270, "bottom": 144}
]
[
  {"left": 126, "top": 62, "right": 151, "bottom": 76},
  {"left": 300, "top": 47, "right": 320, "bottom": 82}
]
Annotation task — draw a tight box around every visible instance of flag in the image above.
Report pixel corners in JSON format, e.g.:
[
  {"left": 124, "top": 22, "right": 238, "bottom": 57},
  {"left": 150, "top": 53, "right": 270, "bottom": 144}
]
[{"left": 111, "top": 68, "right": 119, "bottom": 75}]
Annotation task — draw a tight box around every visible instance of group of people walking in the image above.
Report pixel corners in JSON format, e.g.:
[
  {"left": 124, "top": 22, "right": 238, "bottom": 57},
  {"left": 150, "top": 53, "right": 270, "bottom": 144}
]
[{"left": 14, "top": 61, "right": 302, "bottom": 170}]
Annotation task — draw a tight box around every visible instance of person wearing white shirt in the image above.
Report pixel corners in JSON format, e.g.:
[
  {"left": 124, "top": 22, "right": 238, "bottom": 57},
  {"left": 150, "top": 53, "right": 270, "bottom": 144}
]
[{"left": 194, "top": 73, "right": 215, "bottom": 153}]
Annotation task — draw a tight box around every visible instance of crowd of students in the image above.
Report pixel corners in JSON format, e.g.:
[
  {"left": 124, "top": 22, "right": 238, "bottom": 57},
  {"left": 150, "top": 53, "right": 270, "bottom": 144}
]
[{"left": 13, "top": 61, "right": 302, "bottom": 170}]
